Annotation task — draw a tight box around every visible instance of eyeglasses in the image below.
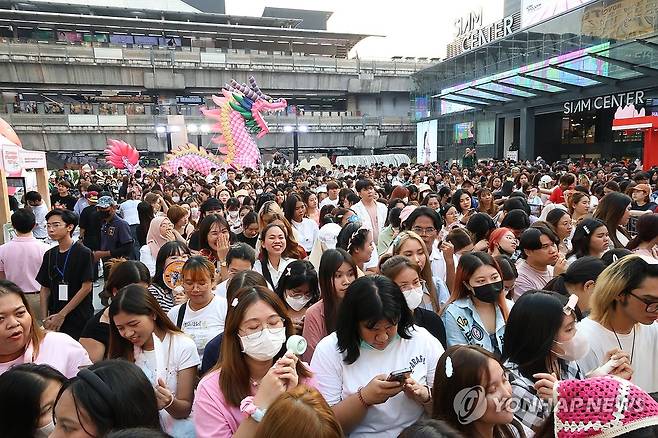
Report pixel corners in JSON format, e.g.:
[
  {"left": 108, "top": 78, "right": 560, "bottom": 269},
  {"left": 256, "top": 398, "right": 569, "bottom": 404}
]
[
  {"left": 46, "top": 222, "right": 65, "bottom": 229},
  {"left": 239, "top": 316, "right": 285, "bottom": 338},
  {"left": 411, "top": 226, "right": 437, "bottom": 235},
  {"left": 628, "top": 292, "right": 658, "bottom": 313}
]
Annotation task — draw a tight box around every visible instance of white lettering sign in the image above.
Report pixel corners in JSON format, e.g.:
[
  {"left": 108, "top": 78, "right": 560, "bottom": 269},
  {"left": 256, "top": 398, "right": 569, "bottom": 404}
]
[{"left": 563, "top": 90, "right": 645, "bottom": 115}]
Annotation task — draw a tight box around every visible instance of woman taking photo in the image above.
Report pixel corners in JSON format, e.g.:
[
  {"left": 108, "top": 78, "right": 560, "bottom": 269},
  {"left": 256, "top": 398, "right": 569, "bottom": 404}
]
[
  {"left": 167, "top": 256, "right": 227, "bottom": 358},
  {"left": 148, "top": 241, "right": 191, "bottom": 312},
  {"left": 311, "top": 275, "right": 443, "bottom": 437},
  {"left": 109, "top": 285, "right": 199, "bottom": 435},
  {"left": 627, "top": 213, "right": 658, "bottom": 259},
  {"left": 432, "top": 345, "right": 526, "bottom": 438},
  {"left": 0, "top": 363, "right": 67, "bottom": 437},
  {"left": 546, "top": 209, "right": 574, "bottom": 255},
  {"left": 593, "top": 192, "right": 632, "bottom": 249},
  {"left": 80, "top": 260, "right": 151, "bottom": 363},
  {"left": 0, "top": 280, "right": 91, "bottom": 377},
  {"left": 568, "top": 191, "right": 590, "bottom": 223},
  {"left": 441, "top": 252, "right": 513, "bottom": 357},
  {"left": 302, "top": 248, "right": 357, "bottom": 362},
  {"left": 193, "top": 286, "right": 313, "bottom": 438},
  {"left": 254, "top": 223, "right": 300, "bottom": 290},
  {"left": 275, "top": 260, "right": 320, "bottom": 335},
  {"left": 488, "top": 227, "right": 518, "bottom": 258},
  {"left": 502, "top": 291, "right": 631, "bottom": 432},
  {"left": 336, "top": 222, "right": 375, "bottom": 275},
  {"left": 381, "top": 255, "right": 446, "bottom": 347},
  {"left": 284, "top": 193, "right": 319, "bottom": 254},
  {"left": 565, "top": 218, "right": 610, "bottom": 262},
  {"left": 51, "top": 360, "right": 163, "bottom": 437}
]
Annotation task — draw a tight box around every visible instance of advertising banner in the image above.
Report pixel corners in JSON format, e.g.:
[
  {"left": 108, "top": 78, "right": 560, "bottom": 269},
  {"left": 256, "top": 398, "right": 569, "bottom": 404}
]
[
  {"left": 416, "top": 120, "right": 438, "bottom": 163},
  {"left": 521, "top": 0, "right": 594, "bottom": 28}
]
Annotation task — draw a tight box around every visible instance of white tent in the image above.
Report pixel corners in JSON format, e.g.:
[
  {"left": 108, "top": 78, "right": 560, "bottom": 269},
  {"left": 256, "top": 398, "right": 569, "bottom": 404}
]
[{"left": 335, "top": 154, "right": 411, "bottom": 167}]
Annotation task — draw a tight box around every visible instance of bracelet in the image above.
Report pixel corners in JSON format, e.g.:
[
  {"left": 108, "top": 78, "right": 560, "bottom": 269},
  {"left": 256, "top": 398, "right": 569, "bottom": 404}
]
[
  {"left": 357, "top": 386, "right": 371, "bottom": 408},
  {"left": 423, "top": 385, "right": 432, "bottom": 404},
  {"left": 163, "top": 394, "right": 175, "bottom": 410}
]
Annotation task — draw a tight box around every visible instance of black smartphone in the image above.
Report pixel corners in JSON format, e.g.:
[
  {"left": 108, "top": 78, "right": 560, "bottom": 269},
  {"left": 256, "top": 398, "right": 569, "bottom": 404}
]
[{"left": 387, "top": 367, "right": 412, "bottom": 383}]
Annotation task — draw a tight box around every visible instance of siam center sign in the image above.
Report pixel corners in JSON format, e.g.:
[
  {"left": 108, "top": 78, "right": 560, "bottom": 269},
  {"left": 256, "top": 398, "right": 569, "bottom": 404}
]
[
  {"left": 563, "top": 90, "right": 645, "bottom": 115},
  {"left": 447, "top": 10, "right": 519, "bottom": 59}
]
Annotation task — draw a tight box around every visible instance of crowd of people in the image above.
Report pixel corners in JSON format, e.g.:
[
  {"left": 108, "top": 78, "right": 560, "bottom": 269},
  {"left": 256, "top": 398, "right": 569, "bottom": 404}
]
[{"left": 0, "top": 156, "right": 658, "bottom": 437}]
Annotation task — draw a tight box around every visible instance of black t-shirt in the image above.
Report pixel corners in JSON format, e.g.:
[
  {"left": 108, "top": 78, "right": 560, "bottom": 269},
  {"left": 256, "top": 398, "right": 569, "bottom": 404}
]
[
  {"left": 36, "top": 242, "right": 94, "bottom": 340},
  {"left": 79, "top": 205, "right": 102, "bottom": 251},
  {"left": 80, "top": 309, "right": 109, "bottom": 350},
  {"left": 631, "top": 201, "right": 657, "bottom": 212},
  {"left": 413, "top": 307, "right": 446, "bottom": 349},
  {"left": 51, "top": 193, "right": 77, "bottom": 211},
  {"left": 188, "top": 230, "right": 201, "bottom": 251},
  {"left": 236, "top": 232, "right": 257, "bottom": 248}
]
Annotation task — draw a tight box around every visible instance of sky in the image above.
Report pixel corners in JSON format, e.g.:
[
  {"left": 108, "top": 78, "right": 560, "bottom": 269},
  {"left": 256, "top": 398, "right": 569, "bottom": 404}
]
[{"left": 225, "top": 0, "right": 505, "bottom": 60}]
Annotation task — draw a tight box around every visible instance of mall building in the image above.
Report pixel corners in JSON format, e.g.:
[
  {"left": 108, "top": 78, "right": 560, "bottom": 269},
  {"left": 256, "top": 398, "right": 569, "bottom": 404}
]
[{"left": 412, "top": 0, "right": 658, "bottom": 163}]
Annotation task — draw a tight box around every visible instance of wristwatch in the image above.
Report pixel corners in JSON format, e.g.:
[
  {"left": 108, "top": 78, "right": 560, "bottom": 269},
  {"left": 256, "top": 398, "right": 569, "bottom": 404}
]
[{"left": 240, "top": 396, "right": 266, "bottom": 422}]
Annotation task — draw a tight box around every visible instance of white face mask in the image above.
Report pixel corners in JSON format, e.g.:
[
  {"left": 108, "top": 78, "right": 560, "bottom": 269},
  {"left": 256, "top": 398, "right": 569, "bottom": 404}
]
[
  {"left": 403, "top": 286, "right": 424, "bottom": 310},
  {"left": 552, "top": 328, "right": 590, "bottom": 361},
  {"left": 286, "top": 294, "right": 311, "bottom": 312},
  {"left": 190, "top": 207, "right": 200, "bottom": 221},
  {"left": 239, "top": 327, "right": 286, "bottom": 361},
  {"left": 172, "top": 196, "right": 180, "bottom": 203},
  {"left": 35, "top": 420, "right": 55, "bottom": 438},
  {"left": 228, "top": 210, "right": 239, "bottom": 219},
  {"left": 256, "top": 189, "right": 263, "bottom": 195}
]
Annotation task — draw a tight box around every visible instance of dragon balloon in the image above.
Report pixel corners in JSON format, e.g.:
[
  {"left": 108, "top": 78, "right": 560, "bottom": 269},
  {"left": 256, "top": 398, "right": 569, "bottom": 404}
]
[
  {"left": 104, "top": 139, "right": 140, "bottom": 173},
  {"left": 163, "top": 76, "right": 287, "bottom": 174}
]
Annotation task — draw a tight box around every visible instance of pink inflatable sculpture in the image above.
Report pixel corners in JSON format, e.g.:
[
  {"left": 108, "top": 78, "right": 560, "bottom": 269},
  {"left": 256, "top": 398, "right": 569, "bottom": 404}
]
[{"left": 105, "top": 139, "right": 140, "bottom": 173}]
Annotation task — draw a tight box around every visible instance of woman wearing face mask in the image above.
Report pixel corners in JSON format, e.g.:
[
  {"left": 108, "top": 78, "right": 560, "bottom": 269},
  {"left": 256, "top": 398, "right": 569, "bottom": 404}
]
[
  {"left": 381, "top": 255, "right": 446, "bottom": 347},
  {"left": 109, "top": 285, "right": 199, "bottom": 435},
  {"left": 0, "top": 280, "right": 91, "bottom": 377},
  {"left": 311, "top": 275, "right": 444, "bottom": 437},
  {"left": 488, "top": 227, "right": 518, "bottom": 258},
  {"left": 80, "top": 260, "right": 151, "bottom": 363},
  {"left": 226, "top": 197, "right": 243, "bottom": 235},
  {"left": 284, "top": 193, "right": 319, "bottom": 254},
  {"left": 0, "top": 363, "right": 67, "bottom": 438},
  {"left": 193, "top": 286, "right": 313, "bottom": 438},
  {"left": 502, "top": 291, "right": 633, "bottom": 432},
  {"left": 543, "top": 256, "right": 606, "bottom": 320},
  {"left": 148, "top": 241, "right": 191, "bottom": 312},
  {"left": 275, "top": 260, "right": 320, "bottom": 335},
  {"left": 167, "top": 256, "right": 227, "bottom": 358},
  {"left": 302, "top": 248, "right": 357, "bottom": 363},
  {"left": 432, "top": 346, "right": 527, "bottom": 438},
  {"left": 139, "top": 216, "right": 183, "bottom": 277},
  {"left": 441, "top": 252, "right": 513, "bottom": 356}
]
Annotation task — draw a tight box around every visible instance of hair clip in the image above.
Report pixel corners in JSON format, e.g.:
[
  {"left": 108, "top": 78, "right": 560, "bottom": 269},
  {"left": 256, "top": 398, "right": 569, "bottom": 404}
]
[
  {"left": 563, "top": 295, "right": 578, "bottom": 316},
  {"left": 582, "top": 225, "right": 590, "bottom": 235},
  {"left": 445, "top": 356, "right": 454, "bottom": 378},
  {"left": 392, "top": 235, "right": 402, "bottom": 249},
  {"left": 347, "top": 226, "right": 368, "bottom": 250},
  {"left": 612, "top": 254, "right": 619, "bottom": 263},
  {"left": 285, "top": 267, "right": 292, "bottom": 277},
  {"left": 231, "top": 298, "right": 239, "bottom": 307}
]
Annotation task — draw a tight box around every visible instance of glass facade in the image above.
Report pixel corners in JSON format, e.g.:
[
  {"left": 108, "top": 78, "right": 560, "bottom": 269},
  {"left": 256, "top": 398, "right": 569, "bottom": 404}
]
[{"left": 412, "top": 0, "right": 658, "bottom": 161}]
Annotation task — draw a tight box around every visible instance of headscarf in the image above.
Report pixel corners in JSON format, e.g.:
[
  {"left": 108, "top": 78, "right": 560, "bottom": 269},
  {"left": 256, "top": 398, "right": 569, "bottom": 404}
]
[{"left": 147, "top": 216, "right": 172, "bottom": 259}]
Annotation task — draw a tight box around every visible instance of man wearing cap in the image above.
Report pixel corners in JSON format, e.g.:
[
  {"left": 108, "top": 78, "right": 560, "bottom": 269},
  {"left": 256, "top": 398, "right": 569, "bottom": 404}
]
[
  {"left": 94, "top": 195, "right": 134, "bottom": 275},
  {"left": 630, "top": 183, "right": 657, "bottom": 216}
]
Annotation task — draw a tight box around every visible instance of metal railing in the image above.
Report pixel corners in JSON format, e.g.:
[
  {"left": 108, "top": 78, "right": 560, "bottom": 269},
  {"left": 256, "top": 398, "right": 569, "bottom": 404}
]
[{"left": 0, "top": 40, "right": 429, "bottom": 76}]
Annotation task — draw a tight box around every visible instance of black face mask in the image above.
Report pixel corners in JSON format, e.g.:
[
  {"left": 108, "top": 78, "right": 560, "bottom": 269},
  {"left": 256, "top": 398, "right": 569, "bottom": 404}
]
[
  {"left": 99, "top": 210, "right": 112, "bottom": 220},
  {"left": 471, "top": 281, "right": 503, "bottom": 303}
]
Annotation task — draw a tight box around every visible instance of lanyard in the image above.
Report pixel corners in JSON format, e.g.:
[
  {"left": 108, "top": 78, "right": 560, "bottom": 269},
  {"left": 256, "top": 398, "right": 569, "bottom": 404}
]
[{"left": 55, "top": 243, "right": 74, "bottom": 280}]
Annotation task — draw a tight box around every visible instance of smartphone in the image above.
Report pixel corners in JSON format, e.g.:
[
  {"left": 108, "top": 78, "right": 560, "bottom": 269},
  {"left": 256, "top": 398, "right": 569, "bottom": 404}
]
[{"left": 387, "top": 367, "right": 412, "bottom": 383}]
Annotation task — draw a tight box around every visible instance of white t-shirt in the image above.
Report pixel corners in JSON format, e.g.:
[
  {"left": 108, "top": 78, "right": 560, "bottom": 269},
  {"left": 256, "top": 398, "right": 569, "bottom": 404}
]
[
  {"left": 167, "top": 295, "right": 227, "bottom": 358},
  {"left": 577, "top": 318, "right": 658, "bottom": 393},
  {"left": 119, "top": 199, "right": 141, "bottom": 225},
  {"left": 320, "top": 196, "right": 338, "bottom": 210},
  {"left": 135, "top": 332, "right": 200, "bottom": 434},
  {"left": 311, "top": 326, "right": 444, "bottom": 438},
  {"left": 214, "top": 279, "right": 229, "bottom": 299},
  {"left": 139, "top": 245, "right": 157, "bottom": 277},
  {"left": 292, "top": 218, "right": 319, "bottom": 253}
]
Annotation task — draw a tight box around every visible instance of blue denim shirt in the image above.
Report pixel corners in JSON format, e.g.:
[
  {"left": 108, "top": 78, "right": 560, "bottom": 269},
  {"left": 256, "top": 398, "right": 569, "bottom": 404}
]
[{"left": 442, "top": 297, "right": 513, "bottom": 356}]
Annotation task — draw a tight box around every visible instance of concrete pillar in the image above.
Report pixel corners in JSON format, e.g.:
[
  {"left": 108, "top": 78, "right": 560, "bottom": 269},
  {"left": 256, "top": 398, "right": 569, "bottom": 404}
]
[
  {"left": 519, "top": 107, "right": 535, "bottom": 161},
  {"left": 503, "top": 116, "right": 514, "bottom": 154},
  {"left": 64, "top": 104, "right": 71, "bottom": 115}
]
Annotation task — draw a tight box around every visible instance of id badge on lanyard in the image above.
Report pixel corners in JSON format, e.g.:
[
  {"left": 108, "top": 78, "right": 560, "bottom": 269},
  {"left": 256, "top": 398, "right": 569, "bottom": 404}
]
[{"left": 58, "top": 283, "right": 68, "bottom": 301}]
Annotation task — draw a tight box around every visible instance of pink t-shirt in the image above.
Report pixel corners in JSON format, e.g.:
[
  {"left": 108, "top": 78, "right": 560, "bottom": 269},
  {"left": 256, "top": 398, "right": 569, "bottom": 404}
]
[
  {"left": 193, "top": 368, "right": 316, "bottom": 438},
  {"left": 0, "top": 331, "right": 91, "bottom": 378},
  {"left": 0, "top": 236, "right": 48, "bottom": 293},
  {"left": 514, "top": 260, "right": 554, "bottom": 300},
  {"left": 301, "top": 300, "right": 326, "bottom": 363}
]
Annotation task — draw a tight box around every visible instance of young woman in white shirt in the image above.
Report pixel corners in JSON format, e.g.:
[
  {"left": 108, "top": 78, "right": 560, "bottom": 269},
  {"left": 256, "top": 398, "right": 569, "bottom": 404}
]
[
  {"left": 253, "top": 224, "right": 300, "bottom": 291},
  {"left": 284, "top": 193, "right": 319, "bottom": 254},
  {"left": 167, "top": 256, "right": 227, "bottom": 358},
  {"left": 311, "top": 275, "right": 443, "bottom": 438},
  {"left": 109, "top": 284, "right": 199, "bottom": 435}
]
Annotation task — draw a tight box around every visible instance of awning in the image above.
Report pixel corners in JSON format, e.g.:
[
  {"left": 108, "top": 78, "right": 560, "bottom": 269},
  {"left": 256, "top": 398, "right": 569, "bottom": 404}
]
[{"left": 433, "top": 34, "right": 658, "bottom": 114}]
